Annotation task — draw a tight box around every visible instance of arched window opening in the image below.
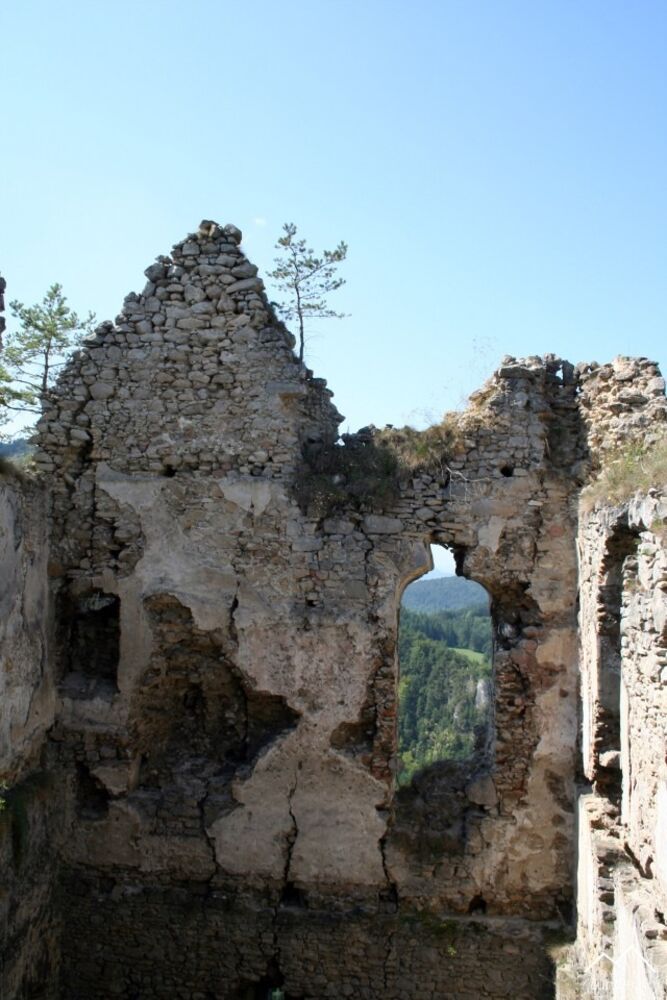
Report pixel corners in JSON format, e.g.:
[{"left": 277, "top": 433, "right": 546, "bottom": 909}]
[{"left": 398, "top": 544, "right": 493, "bottom": 785}]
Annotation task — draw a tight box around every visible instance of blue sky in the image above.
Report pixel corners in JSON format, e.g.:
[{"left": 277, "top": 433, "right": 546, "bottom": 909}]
[{"left": 2, "top": 0, "right": 666, "bottom": 441}]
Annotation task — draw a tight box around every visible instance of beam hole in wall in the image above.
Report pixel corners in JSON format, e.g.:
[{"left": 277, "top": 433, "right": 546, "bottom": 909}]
[
  {"left": 500, "top": 465, "right": 514, "bottom": 477},
  {"left": 279, "top": 881, "right": 308, "bottom": 908},
  {"left": 397, "top": 544, "right": 493, "bottom": 786},
  {"left": 468, "top": 894, "right": 488, "bottom": 914}
]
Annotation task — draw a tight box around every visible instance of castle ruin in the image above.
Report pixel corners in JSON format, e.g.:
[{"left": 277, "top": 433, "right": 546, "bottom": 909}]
[{"left": 1, "top": 221, "right": 665, "bottom": 999}]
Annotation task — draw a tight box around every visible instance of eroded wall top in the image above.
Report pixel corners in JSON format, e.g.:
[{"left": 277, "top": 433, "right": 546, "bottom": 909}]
[
  {"left": 34, "top": 221, "right": 341, "bottom": 571},
  {"left": 577, "top": 356, "right": 667, "bottom": 462}
]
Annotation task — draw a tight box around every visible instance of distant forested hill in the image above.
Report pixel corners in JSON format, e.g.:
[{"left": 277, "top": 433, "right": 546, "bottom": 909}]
[
  {"left": 401, "top": 575, "right": 488, "bottom": 613},
  {"left": 398, "top": 606, "right": 492, "bottom": 783},
  {"left": 398, "top": 574, "right": 493, "bottom": 784}
]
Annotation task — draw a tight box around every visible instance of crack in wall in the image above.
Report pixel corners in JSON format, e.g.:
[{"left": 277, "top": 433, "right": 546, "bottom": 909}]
[
  {"left": 267, "top": 765, "right": 301, "bottom": 983},
  {"left": 382, "top": 919, "right": 396, "bottom": 992},
  {"left": 229, "top": 587, "right": 239, "bottom": 646},
  {"left": 283, "top": 766, "right": 299, "bottom": 889},
  {"left": 378, "top": 826, "right": 399, "bottom": 912},
  {"left": 227, "top": 587, "right": 250, "bottom": 760},
  {"left": 198, "top": 781, "right": 218, "bottom": 878}
]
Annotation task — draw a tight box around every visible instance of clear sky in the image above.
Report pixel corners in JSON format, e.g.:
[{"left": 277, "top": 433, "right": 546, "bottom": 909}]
[{"left": 2, "top": 0, "right": 666, "bottom": 440}]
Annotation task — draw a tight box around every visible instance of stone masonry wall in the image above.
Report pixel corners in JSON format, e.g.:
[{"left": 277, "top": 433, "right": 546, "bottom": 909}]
[
  {"left": 0, "top": 476, "right": 52, "bottom": 777},
  {"left": 559, "top": 487, "right": 667, "bottom": 997},
  {"left": 25, "top": 223, "right": 591, "bottom": 997},
  {"left": 576, "top": 357, "right": 667, "bottom": 464},
  {"left": 32, "top": 227, "right": 582, "bottom": 919},
  {"left": 1, "top": 218, "right": 666, "bottom": 998},
  {"left": 0, "top": 279, "right": 61, "bottom": 999},
  {"left": 0, "top": 474, "right": 61, "bottom": 998},
  {"left": 61, "top": 871, "right": 556, "bottom": 1000},
  {"left": 0, "top": 768, "right": 61, "bottom": 1000}
]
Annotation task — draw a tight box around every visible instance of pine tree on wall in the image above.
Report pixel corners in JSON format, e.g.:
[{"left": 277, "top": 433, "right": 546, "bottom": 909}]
[
  {"left": 2, "top": 284, "right": 95, "bottom": 417},
  {"left": 268, "top": 223, "right": 348, "bottom": 364}
]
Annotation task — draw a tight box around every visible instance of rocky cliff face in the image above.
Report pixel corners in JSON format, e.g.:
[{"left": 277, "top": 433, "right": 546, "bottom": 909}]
[{"left": 1, "top": 220, "right": 665, "bottom": 999}]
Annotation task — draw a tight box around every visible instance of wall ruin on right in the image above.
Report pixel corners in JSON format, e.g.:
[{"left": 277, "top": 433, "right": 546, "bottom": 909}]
[{"left": 558, "top": 360, "right": 667, "bottom": 999}]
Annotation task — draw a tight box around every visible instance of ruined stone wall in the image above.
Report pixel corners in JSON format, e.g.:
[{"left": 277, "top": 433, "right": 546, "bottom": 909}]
[
  {"left": 576, "top": 356, "right": 667, "bottom": 464},
  {"left": 0, "top": 476, "right": 53, "bottom": 775},
  {"left": 22, "top": 223, "right": 590, "bottom": 998},
  {"left": 61, "top": 871, "right": 556, "bottom": 1000},
  {"left": 2, "top": 219, "right": 666, "bottom": 998},
  {"left": 368, "top": 356, "right": 581, "bottom": 921},
  {"left": 0, "top": 768, "right": 61, "bottom": 1000},
  {"left": 560, "top": 485, "right": 667, "bottom": 997},
  {"left": 0, "top": 475, "right": 61, "bottom": 998}
]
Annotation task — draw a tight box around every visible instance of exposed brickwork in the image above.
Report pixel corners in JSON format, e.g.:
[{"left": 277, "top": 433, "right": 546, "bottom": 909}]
[{"left": 60, "top": 873, "right": 556, "bottom": 1000}]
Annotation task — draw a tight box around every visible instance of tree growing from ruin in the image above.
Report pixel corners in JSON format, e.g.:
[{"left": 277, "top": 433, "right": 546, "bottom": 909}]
[
  {"left": 0, "top": 274, "right": 15, "bottom": 430},
  {"left": 268, "top": 223, "right": 347, "bottom": 363},
  {"left": 3, "top": 284, "right": 95, "bottom": 415}
]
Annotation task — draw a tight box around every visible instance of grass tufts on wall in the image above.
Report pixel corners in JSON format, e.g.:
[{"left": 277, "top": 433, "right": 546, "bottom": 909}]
[{"left": 581, "top": 435, "right": 667, "bottom": 513}]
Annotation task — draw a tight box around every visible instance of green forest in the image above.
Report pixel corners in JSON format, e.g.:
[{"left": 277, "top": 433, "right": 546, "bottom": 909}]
[
  {"left": 401, "top": 574, "right": 489, "bottom": 613},
  {"left": 398, "top": 604, "right": 492, "bottom": 784}
]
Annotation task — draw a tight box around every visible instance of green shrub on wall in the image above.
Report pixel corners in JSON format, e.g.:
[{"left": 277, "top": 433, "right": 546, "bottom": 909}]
[{"left": 582, "top": 435, "right": 667, "bottom": 512}]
